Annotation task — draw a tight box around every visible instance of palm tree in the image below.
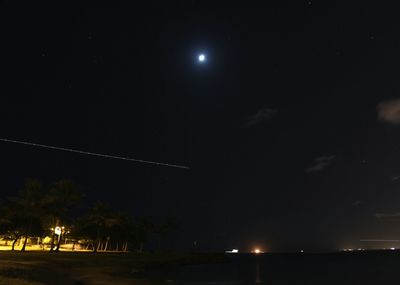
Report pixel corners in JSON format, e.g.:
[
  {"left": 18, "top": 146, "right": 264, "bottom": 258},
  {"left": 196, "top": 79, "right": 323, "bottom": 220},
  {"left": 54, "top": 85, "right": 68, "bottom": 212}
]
[
  {"left": 131, "top": 218, "right": 155, "bottom": 252},
  {"left": 18, "top": 179, "right": 46, "bottom": 251},
  {"left": 154, "top": 217, "right": 177, "bottom": 251},
  {"left": 79, "top": 201, "right": 119, "bottom": 252},
  {"left": 0, "top": 204, "right": 24, "bottom": 251},
  {"left": 42, "top": 179, "right": 83, "bottom": 252},
  {"left": 109, "top": 212, "right": 136, "bottom": 252},
  {"left": 0, "top": 179, "right": 46, "bottom": 251}
]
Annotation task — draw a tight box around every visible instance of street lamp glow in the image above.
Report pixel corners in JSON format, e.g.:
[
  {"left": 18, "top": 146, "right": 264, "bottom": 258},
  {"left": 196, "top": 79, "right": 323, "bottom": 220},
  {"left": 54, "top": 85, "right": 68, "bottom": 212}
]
[{"left": 54, "top": 226, "right": 62, "bottom": 236}]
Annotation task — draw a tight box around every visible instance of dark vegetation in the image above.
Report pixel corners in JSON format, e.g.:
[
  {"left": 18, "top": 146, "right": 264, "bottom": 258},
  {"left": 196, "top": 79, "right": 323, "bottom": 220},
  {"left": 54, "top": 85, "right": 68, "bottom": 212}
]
[{"left": 0, "top": 178, "right": 177, "bottom": 253}]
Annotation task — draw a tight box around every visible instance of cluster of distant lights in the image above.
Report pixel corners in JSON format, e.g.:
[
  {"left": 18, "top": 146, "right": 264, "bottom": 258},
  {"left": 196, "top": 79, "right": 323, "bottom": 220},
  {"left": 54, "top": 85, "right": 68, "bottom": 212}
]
[
  {"left": 226, "top": 248, "right": 306, "bottom": 254},
  {"left": 227, "top": 246, "right": 400, "bottom": 254},
  {"left": 225, "top": 248, "right": 265, "bottom": 254},
  {"left": 342, "top": 248, "right": 397, "bottom": 251}
]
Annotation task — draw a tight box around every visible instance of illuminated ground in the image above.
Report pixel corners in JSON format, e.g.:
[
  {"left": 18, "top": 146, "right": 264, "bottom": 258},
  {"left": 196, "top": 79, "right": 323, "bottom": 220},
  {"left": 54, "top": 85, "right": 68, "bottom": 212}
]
[{"left": 0, "top": 245, "right": 92, "bottom": 252}]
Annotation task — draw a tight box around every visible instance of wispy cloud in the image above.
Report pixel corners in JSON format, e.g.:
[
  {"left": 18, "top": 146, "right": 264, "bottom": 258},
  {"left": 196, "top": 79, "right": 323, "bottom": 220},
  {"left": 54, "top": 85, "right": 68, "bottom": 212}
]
[
  {"left": 315, "top": 155, "right": 335, "bottom": 162},
  {"left": 306, "top": 155, "right": 335, "bottom": 173},
  {"left": 245, "top": 108, "right": 277, "bottom": 127},
  {"left": 391, "top": 175, "right": 400, "bottom": 181},
  {"left": 352, "top": 200, "right": 363, "bottom": 207},
  {"left": 377, "top": 99, "right": 400, "bottom": 124},
  {"left": 375, "top": 212, "right": 400, "bottom": 218}
]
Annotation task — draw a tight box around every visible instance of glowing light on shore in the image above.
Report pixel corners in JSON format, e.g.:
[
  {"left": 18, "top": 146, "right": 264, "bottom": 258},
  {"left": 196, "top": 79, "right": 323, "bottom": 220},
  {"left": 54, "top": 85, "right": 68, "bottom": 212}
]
[
  {"left": 252, "top": 248, "right": 263, "bottom": 254},
  {"left": 225, "top": 249, "right": 239, "bottom": 253}
]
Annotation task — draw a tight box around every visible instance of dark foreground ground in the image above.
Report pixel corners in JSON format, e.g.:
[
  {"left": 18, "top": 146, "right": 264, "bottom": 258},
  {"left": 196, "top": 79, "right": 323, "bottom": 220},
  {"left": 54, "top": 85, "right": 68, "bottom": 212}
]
[
  {"left": 161, "top": 250, "right": 400, "bottom": 285},
  {"left": 2, "top": 251, "right": 400, "bottom": 285},
  {"left": 0, "top": 251, "right": 227, "bottom": 285}
]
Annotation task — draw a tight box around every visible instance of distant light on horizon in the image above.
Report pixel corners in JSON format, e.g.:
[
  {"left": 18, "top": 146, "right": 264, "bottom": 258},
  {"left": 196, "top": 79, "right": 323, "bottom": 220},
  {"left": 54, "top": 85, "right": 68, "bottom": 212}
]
[
  {"left": 225, "top": 249, "right": 239, "bottom": 254},
  {"left": 253, "top": 248, "right": 263, "bottom": 254}
]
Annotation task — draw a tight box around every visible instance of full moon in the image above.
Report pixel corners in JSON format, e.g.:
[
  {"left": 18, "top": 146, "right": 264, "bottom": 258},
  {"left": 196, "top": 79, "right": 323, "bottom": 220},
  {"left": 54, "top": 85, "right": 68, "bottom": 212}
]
[{"left": 198, "top": 54, "right": 206, "bottom": 62}]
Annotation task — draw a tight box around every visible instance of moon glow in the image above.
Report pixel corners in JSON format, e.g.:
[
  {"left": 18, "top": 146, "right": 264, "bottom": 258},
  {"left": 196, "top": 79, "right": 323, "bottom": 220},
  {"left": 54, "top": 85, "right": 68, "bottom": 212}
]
[{"left": 198, "top": 54, "right": 206, "bottom": 62}]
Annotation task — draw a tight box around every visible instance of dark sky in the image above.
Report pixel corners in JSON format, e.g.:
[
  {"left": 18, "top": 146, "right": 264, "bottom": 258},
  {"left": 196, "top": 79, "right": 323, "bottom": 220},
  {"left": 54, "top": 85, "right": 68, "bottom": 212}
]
[{"left": 2, "top": 1, "right": 400, "bottom": 252}]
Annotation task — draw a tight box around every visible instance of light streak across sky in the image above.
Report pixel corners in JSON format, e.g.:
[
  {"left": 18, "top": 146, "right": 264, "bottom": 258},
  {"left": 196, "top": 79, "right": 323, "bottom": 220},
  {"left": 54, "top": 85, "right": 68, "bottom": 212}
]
[
  {"left": 0, "top": 138, "right": 189, "bottom": 170},
  {"left": 360, "top": 240, "right": 400, "bottom": 242}
]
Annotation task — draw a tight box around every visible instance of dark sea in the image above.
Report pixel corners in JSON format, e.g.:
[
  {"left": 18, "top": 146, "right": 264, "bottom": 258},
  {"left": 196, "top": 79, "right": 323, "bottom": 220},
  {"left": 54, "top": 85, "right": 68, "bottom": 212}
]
[{"left": 154, "top": 252, "right": 400, "bottom": 284}]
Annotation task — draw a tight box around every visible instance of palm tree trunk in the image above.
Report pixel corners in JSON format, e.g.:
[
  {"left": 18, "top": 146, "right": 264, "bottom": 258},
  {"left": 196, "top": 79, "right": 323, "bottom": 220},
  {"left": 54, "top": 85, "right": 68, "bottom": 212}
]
[
  {"left": 49, "top": 233, "right": 56, "bottom": 252},
  {"left": 55, "top": 232, "right": 63, "bottom": 252},
  {"left": 104, "top": 238, "right": 109, "bottom": 251},
  {"left": 93, "top": 240, "right": 100, "bottom": 253},
  {"left": 21, "top": 236, "right": 28, "bottom": 252},
  {"left": 12, "top": 237, "right": 19, "bottom": 251}
]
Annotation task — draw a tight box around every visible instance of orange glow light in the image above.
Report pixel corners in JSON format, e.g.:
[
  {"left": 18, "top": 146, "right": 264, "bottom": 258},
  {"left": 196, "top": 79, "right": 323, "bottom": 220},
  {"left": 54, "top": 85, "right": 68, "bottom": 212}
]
[{"left": 253, "top": 248, "right": 262, "bottom": 254}]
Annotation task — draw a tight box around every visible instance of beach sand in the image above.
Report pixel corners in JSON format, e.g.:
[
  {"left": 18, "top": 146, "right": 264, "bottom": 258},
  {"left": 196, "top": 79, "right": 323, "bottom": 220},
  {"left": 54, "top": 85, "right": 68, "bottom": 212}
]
[{"left": 0, "top": 251, "right": 227, "bottom": 285}]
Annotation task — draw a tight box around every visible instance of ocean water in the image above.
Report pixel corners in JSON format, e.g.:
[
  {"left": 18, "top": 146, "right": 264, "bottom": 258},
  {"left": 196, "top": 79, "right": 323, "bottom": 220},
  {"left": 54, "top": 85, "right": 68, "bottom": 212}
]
[{"left": 157, "top": 252, "right": 400, "bottom": 284}]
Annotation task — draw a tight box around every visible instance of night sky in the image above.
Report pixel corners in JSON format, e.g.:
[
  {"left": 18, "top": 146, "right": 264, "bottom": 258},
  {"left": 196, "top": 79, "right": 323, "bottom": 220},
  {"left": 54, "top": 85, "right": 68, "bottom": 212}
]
[{"left": 2, "top": 1, "right": 400, "bottom": 252}]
